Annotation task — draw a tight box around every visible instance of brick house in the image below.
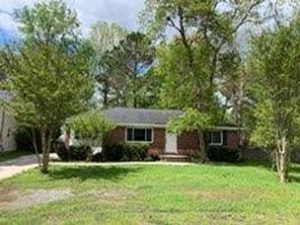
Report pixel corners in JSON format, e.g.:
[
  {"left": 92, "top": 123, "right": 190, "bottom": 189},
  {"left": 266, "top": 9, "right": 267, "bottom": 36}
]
[{"left": 104, "top": 107, "right": 240, "bottom": 160}]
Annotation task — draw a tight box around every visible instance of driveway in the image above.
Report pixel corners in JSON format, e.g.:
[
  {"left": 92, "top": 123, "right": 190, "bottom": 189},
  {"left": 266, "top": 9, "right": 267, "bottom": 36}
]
[{"left": 0, "top": 154, "right": 38, "bottom": 181}]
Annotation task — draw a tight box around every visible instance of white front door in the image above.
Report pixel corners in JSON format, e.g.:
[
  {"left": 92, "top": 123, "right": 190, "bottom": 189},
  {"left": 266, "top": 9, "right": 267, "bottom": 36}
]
[{"left": 165, "top": 133, "right": 177, "bottom": 154}]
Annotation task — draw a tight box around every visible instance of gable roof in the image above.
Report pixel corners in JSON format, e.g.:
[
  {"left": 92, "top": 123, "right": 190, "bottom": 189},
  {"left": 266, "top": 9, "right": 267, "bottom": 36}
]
[
  {"left": 104, "top": 107, "right": 182, "bottom": 127},
  {"left": 104, "top": 107, "right": 241, "bottom": 130}
]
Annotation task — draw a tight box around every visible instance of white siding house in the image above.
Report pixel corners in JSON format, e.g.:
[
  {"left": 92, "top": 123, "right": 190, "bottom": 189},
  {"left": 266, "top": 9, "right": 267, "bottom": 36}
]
[{"left": 0, "top": 91, "right": 17, "bottom": 151}]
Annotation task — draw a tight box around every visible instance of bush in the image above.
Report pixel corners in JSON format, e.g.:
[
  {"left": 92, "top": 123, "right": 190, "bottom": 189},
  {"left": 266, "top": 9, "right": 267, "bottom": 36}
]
[
  {"left": 207, "top": 146, "right": 240, "bottom": 162},
  {"left": 101, "top": 143, "right": 149, "bottom": 162},
  {"left": 92, "top": 152, "right": 104, "bottom": 162},
  {"left": 101, "top": 144, "right": 124, "bottom": 161},
  {"left": 55, "top": 142, "right": 150, "bottom": 162},
  {"left": 54, "top": 141, "right": 87, "bottom": 161},
  {"left": 145, "top": 154, "right": 160, "bottom": 161},
  {"left": 14, "top": 127, "right": 42, "bottom": 152},
  {"left": 15, "top": 126, "right": 61, "bottom": 153},
  {"left": 123, "top": 144, "right": 148, "bottom": 161}
]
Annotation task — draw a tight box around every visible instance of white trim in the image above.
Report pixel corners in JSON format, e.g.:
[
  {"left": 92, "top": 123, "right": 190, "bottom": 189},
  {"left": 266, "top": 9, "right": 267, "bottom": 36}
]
[
  {"left": 209, "top": 131, "right": 223, "bottom": 146},
  {"left": 125, "top": 127, "right": 154, "bottom": 144},
  {"left": 117, "top": 122, "right": 242, "bottom": 130},
  {"left": 207, "top": 126, "right": 242, "bottom": 131},
  {"left": 119, "top": 123, "right": 165, "bottom": 128}
]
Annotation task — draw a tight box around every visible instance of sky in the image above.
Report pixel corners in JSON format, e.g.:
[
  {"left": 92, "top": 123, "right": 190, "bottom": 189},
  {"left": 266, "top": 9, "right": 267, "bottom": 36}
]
[{"left": 0, "top": 0, "right": 144, "bottom": 43}]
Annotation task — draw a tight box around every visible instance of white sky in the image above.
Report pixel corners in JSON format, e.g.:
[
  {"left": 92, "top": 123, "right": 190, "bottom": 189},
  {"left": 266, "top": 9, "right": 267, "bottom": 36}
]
[{"left": 0, "top": 0, "right": 144, "bottom": 40}]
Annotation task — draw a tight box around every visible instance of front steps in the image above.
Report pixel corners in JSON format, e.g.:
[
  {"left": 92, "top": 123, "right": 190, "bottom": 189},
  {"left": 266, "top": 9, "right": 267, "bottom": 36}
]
[{"left": 159, "top": 154, "right": 190, "bottom": 162}]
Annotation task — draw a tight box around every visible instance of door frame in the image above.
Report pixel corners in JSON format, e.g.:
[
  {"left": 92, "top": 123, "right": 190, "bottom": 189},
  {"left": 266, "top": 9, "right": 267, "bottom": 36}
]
[{"left": 165, "top": 132, "right": 177, "bottom": 154}]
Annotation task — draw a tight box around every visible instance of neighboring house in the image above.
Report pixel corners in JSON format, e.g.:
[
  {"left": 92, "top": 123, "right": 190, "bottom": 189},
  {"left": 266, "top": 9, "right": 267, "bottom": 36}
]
[
  {"left": 0, "top": 91, "right": 17, "bottom": 151},
  {"left": 104, "top": 107, "right": 240, "bottom": 159}
]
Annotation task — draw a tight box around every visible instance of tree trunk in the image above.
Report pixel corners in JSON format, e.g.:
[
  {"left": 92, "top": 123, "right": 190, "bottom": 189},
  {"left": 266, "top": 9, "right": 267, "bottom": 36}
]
[
  {"left": 41, "top": 128, "right": 51, "bottom": 174},
  {"left": 276, "top": 136, "right": 289, "bottom": 183},
  {"left": 31, "top": 128, "right": 41, "bottom": 167},
  {"left": 197, "top": 129, "right": 209, "bottom": 162}
]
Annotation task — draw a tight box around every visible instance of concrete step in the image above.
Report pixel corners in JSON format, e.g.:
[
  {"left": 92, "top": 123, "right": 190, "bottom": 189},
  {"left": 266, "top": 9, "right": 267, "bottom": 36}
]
[{"left": 159, "top": 154, "right": 190, "bottom": 162}]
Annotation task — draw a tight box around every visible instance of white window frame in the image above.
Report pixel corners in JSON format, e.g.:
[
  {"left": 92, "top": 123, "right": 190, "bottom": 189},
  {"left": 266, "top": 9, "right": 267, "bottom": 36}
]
[
  {"left": 125, "top": 127, "right": 154, "bottom": 144},
  {"left": 209, "top": 131, "right": 223, "bottom": 146}
]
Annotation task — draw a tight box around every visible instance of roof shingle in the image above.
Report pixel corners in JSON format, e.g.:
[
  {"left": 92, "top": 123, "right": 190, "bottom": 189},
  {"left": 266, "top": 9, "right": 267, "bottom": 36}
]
[{"left": 104, "top": 107, "right": 183, "bottom": 125}]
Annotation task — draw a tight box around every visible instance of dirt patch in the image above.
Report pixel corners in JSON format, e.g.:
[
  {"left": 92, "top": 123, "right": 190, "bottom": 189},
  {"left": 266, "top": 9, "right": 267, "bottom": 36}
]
[
  {"left": 187, "top": 189, "right": 249, "bottom": 201},
  {"left": 0, "top": 185, "right": 19, "bottom": 207},
  {"left": 0, "top": 188, "right": 73, "bottom": 211},
  {"left": 85, "top": 189, "right": 134, "bottom": 205}
]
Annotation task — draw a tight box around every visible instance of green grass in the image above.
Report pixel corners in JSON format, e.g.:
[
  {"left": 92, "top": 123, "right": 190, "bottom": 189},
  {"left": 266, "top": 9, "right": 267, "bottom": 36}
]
[
  {"left": 0, "top": 150, "right": 32, "bottom": 163},
  {"left": 1, "top": 163, "right": 300, "bottom": 225}
]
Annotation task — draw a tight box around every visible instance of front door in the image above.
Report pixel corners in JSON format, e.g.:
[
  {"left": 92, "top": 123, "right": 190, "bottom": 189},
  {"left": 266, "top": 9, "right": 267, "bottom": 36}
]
[{"left": 165, "top": 133, "right": 177, "bottom": 154}]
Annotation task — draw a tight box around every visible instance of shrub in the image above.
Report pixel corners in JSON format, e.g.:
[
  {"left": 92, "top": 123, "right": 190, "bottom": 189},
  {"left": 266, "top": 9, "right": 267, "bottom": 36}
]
[
  {"left": 14, "top": 127, "right": 42, "bottom": 152},
  {"left": 145, "top": 154, "right": 160, "bottom": 161},
  {"left": 207, "top": 146, "right": 240, "bottom": 162},
  {"left": 101, "top": 143, "right": 149, "bottom": 162},
  {"left": 123, "top": 144, "right": 148, "bottom": 161},
  {"left": 54, "top": 141, "right": 87, "bottom": 161},
  {"left": 102, "top": 144, "right": 124, "bottom": 161},
  {"left": 92, "top": 152, "right": 103, "bottom": 162}
]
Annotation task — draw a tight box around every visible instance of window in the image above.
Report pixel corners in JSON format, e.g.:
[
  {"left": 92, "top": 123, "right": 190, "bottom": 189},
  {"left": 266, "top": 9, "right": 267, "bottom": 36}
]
[
  {"left": 209, "top": 131, "right": 223, "bottom": 145},
  {"left": 126, "top": 128, "right": 153, "bottom": 143}
]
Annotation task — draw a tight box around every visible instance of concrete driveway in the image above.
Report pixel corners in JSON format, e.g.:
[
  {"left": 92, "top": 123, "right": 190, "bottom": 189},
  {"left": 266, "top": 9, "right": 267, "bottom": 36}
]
[{"left": 0, "top": 155, "right": 38, "bottom": 181}]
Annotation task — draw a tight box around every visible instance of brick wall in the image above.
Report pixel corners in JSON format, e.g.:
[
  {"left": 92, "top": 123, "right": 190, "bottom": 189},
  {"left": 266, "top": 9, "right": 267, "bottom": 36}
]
[
  {"left": 148, "top": 128, "right": 165, "bottom": 155},
  {"left": 104, "top": 126, "right": 240, "bottom": 156},
  {"left": 177, "top": 131, "right": 199, "bottom": 155},
  {"left": 104, "top": 127, "right": 125, "bottom": 146},
  {"left": 225, "top": 131, "right": 239, "bottom": 149},
  {"left": 104, "top": 127, "right": 165, "bottom": 155}
]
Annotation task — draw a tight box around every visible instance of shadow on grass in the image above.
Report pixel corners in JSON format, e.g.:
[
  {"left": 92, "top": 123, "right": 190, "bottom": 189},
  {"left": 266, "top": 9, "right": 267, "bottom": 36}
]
[
  {"left": 48, "top": 166, "right": 141, "bottom": 181},
  {"left": 208, "top": 160, "right": 273, "bottom": 171},
  {"left": 209, "top": 161, "right": 300, "bottom": 183}
]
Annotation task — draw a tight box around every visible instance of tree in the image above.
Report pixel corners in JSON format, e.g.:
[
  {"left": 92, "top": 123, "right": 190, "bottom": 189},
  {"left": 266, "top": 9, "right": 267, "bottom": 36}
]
[
  {"left": 89, "top": 21, "right": 128, "bottom": 56},
  {"left": 0, "top": 0, "right": 94, "bottom": 173},
  {"left": 141, "top": 0, "right": 264, "bottom": 161},
  {"left": 89, "top": 22, "right": 128, "bottom": 107},
  {"left": 248, "top": 19, "right": 300, "bottom": 183},
  {"left": 66, "top": 109, "right": 116, "bottom": 149},
  {"left": 99, "top": 32, "right": 156, "bottom": 108}
]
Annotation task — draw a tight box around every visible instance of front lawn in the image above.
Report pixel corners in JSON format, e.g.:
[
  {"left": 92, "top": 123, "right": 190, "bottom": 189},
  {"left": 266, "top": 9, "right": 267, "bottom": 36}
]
[
  {"left": 0, "top": 150, "right": 32, "bottom": 163},
  {"left": 1, "top": 163, "right": 300, "bottom": 225}
]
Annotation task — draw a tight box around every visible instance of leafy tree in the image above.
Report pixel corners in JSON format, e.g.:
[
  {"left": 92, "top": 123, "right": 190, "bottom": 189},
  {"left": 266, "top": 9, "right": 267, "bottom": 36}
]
[
  {"left": 0, "top": 0, "right": 94, "bottom": 173},
  {"left": 248, "top": 19, "right": 300, "bottom": 183},
  {"left": 66, "top": 109, "right": 116, "bottom": 148},
  {"left": 88, "top": 22, "right": 128, "bottom": 107},
  {"left": 89, "top": 21, "right": 128, "bottom": 56},
  {"left": 99, "top": 32, "right": 156, "bottom": 108},
  {"left": 141, "top": 0, "right": 264, "bottom": 161}
]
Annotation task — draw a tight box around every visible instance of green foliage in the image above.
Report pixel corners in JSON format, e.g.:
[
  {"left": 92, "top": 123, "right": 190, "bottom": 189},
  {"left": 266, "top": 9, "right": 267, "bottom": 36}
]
[
  {"left": 250, "top": 101, "right": 276, "bottom": 148},
  {"left": 0, "top": 0, "right": 94, "bottom": 172},
  {"left": 97, "top": 32, "right": 156, "bottom": 108},
  {"left": 2, "top": 44, "right": 94, "bottom": 129},
  {"left": 54, "top": 141, "right": 87, "bottom": 161},
  {"left": 14, "top": 127, "right": 42, "bottom": 153},
  {"left": 249, "top": 19, "right": 300, "bottom": 148},
  {"left": 100, "top": 144, "right": 149, "bottom": 162},
  {"left": 141, "top": 0, "right": 235, "bottom": 42},
  {"left": 207, "top": 146, "right": 240, "bottom": 162},
  {"left": 89, "top": 21, "right": 128, "bottom": 56},
  {"left": 156, "top": 41, "right": 214, "bottom": 109},
  {"left": 248, "top": 18, "right": 300, "bottom": 182},
  {"left": 14, "top": 0, "right": 80, "bottom": 46},
  {"left": 168, "top": 108, "right": 215, "bottom": 134},
  {"left": 66, "top": 110, "right": 116, "bottom": 146}
]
